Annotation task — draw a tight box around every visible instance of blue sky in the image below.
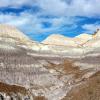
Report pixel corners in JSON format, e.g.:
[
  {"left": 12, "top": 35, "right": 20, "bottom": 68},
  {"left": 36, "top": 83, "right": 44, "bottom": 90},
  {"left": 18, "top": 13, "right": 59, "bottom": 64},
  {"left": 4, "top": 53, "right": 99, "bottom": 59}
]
[{"left": 0, "top": 0, "right": 100, "bottom": 42}]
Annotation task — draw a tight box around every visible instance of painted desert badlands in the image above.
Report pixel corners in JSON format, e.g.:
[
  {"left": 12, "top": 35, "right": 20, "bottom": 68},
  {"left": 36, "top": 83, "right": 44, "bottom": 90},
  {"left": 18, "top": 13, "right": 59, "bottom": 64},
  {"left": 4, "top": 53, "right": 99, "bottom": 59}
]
[{"left": 0, "top": 24, "right": 100, "bottom": 100}]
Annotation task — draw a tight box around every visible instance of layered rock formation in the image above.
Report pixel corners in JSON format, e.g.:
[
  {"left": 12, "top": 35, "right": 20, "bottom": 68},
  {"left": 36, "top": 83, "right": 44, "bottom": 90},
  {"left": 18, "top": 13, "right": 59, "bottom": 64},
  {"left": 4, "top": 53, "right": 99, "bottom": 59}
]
[
  {"left": 0, "top": 24, "right": 100, "bottom": 100},
  {"left": 74, "top": 33, "right": 92, "bottom": 45},
  {"left": 42, "top": 34, "right": 77, "bottom": 47},
  {"left": 42, "top": 33, "right": 93, "bottom": 47},
  {"left": 83, "top": 29, "right": 100, "bottom": 47},
  {"left": 0, "top": 24, "right": 31, "bottom": 43}
]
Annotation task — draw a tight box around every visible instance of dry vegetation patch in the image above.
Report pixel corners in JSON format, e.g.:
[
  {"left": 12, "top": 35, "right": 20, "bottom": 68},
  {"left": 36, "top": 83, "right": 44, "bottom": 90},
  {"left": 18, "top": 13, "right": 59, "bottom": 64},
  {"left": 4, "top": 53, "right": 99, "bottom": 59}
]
[
  {"left": 62, "top": 71, "right": 100, "bottom": 100},
  {"left": 0, "top": 82, "right": 27, "bottom": 95}
]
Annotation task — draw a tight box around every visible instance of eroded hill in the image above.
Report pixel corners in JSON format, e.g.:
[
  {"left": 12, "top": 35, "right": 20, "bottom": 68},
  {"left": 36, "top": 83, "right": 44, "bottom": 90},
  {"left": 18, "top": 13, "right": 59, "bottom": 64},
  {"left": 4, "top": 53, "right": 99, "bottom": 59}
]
[{"left": 0, "top": 24, "right": 100, "bottom": 100}]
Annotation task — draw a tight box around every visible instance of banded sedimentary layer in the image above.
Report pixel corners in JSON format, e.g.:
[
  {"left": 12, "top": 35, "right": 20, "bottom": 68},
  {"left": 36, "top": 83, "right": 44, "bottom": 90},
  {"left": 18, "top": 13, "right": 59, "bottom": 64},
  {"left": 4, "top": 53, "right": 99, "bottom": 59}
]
[{"left": 0, "top": 24, "right": 100, "bottom": 100}]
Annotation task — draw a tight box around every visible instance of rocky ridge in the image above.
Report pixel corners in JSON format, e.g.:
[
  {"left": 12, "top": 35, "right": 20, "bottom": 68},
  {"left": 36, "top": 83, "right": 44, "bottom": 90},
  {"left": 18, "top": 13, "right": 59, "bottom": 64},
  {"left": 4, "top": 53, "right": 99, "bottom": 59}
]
[
  {"left": 42, "top": 33, "right": 93, "bottom": 47},
  {"left": 42, "top": 34, "right": 77, "bottom": 47}
]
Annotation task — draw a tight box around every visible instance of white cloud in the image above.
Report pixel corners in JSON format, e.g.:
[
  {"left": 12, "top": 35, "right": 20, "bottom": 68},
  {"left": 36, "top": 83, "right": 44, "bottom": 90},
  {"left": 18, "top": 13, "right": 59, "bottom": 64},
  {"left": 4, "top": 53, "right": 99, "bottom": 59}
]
[
  {"left": 0, "top": 0, "right": 36, "bottom": 7},
  {"left": 0, "top": 12, "right": 39, "bottom": 33},
  {"left": 0, "top": 10, "right": 78, "bottom": 34},
  {"left": 0, "top": 0, "right": 100, "bottom": 18},
  {"left": 0, "top": 12, "right": 60, "bottom": 33},
  {"left": 37, "top": 0, "right": 67, "bottom": 16},
  {"left": 36, "top": 0, "right": 100, "bottom": 18},
  {"left": 67, "top": 0, "right": 100, "bottom": 18},
  {"left": 0, "top": 13, "right": 28, "bottom": 26},
  {"left": 82, "top": 23, "right": 100, "bottom": 33}
]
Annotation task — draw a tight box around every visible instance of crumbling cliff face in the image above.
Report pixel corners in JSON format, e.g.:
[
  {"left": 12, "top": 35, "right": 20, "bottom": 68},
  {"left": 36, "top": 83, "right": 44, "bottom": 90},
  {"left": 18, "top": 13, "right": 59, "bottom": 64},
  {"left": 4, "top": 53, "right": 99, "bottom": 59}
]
[{"left": 0, "top": 24, "right": 100, "bottom": 100}]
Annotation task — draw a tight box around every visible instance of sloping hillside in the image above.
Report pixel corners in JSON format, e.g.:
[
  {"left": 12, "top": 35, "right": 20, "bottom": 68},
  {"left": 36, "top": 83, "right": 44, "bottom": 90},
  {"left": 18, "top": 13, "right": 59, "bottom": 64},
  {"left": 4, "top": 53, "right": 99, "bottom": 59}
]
[{"left": 0, "top": 25, "right": 100, "bottom": 100}]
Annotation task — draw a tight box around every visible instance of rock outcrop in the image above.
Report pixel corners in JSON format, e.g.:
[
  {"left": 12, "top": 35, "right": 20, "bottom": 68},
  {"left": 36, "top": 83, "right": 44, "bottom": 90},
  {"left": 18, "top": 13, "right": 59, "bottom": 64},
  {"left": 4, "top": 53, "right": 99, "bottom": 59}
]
[
  {"left": 74, "top": 33, "right": 92, "bottom": 45},
  {"left": 42, "top": 34, "right": 77, "bottom": 47},
  {"left": 42, "top": 33, "right": 93, "bottom": 47},
  {"left": 83, "top": 29, "right": 100, "bottom": 47},
  {"left": 0, "top": 24, "right": 31, "bottom": 43}
]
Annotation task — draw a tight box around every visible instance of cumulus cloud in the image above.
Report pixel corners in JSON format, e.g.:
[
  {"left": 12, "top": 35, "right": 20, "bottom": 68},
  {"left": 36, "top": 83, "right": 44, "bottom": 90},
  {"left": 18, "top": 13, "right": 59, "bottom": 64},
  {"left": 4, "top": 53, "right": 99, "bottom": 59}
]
[
  {"left": 68, "top": 0, "right": 100, "bottom": 18},
  {"left": 82, "top": 23, "right": 100, "bottom": 33},
  {"left": 0, "top": 12, "right": 40, "bottom": 33},
  {"left": 36, "top": 0, "right": 67, "bottom": 16},
  {"left": 0, "top": 0, "right": 100, "bottom": 18},
  {"left": 0, "top": 0, "right": 36, "bottom": 8},
  {"left": 0, "top": 10, "right": 78, "bottom": 34},
  {"left": 37, "top": 0, "right": 100, "bottom": 18}
]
